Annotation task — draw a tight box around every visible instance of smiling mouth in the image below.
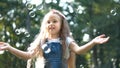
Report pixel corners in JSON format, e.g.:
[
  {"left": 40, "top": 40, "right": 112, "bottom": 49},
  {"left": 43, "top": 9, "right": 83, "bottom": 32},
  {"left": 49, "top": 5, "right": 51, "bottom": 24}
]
[{"left": 49, "top": 27, "right": 55, "bottom": 30}]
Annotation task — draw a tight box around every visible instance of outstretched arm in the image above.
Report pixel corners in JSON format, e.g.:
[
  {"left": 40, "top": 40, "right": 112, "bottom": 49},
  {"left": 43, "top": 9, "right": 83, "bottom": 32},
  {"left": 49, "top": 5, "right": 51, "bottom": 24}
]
[
  {"left": 0, "top": 42, "right": 35, "bottom": 60},
  {"left": 69, "top": 34, "right": 110, "bottom": 54}
]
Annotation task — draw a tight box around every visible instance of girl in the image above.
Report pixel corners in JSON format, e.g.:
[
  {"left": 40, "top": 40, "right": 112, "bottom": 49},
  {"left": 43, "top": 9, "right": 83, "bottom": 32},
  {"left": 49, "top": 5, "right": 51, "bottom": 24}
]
[{"left": 0, "top": 9, "right": 109, "bottom": 68}]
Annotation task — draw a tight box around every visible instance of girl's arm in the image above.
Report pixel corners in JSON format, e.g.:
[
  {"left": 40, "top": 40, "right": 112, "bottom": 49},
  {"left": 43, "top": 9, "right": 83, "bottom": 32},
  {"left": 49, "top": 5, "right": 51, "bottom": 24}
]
[
  {"left": 69, "top": 34, "right": 109, "bottom": 54},
  {"left": 67, "top": 51, "right": 76, "bottom": 68},
  {"left": 0, "top": 43, "right": 35, "bottom": 60}
]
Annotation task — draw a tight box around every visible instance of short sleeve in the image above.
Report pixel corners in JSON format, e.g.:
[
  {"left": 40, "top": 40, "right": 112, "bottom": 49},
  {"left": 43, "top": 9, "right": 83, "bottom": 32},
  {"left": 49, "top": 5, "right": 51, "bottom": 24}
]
[
  {"left": 66, "top": 37, "right": 74, "bottom": 47},
  {"left": 64, "top": 37, "right": 74, "bottom": 59}
]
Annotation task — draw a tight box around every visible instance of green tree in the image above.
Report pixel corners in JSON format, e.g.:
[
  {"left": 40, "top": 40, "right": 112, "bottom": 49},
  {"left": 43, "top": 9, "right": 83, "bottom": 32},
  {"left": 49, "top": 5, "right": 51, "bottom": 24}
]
[{"left": 0, "top": 0, "right": 120, "bottom": 68}]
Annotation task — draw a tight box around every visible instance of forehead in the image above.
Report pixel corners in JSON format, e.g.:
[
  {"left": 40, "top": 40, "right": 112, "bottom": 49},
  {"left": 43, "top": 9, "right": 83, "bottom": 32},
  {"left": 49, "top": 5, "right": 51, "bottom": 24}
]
[{"left": 46, "top": 13, "right": 61, "bottom": 21}]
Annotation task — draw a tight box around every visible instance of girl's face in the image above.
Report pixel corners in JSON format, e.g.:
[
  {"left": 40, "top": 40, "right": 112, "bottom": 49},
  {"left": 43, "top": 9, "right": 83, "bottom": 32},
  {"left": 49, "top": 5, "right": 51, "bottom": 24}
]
[{"left": 46, "top": 13, "right": 62, "bottom": 36}]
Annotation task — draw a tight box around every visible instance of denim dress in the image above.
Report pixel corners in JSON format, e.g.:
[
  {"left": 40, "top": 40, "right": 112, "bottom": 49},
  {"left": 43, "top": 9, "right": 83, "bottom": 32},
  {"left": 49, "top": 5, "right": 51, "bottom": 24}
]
[{"left": 41, "top": 39, "right": 68, "bottom": 68}]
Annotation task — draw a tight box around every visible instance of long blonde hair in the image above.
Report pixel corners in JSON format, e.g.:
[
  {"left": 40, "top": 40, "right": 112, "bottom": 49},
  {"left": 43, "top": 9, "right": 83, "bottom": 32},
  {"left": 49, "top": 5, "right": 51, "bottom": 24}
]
[{"left": 27, "top": 9, "right": 76, "bottom": 68}]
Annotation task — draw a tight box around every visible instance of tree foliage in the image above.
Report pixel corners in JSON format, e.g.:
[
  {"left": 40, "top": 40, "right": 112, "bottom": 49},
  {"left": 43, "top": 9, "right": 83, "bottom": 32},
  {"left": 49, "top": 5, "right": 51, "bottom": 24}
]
[{"left": 0, "top": 0, "right": 120, "bottom": 68}]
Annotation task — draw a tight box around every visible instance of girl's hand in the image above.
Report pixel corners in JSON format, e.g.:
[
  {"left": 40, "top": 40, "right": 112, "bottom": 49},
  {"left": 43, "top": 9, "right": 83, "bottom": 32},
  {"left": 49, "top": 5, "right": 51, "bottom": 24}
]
[
  {"left": 92, "top": 34, "right": 110, "bottom": 45},
  {"left": 0, "top": 42, "right": 9, "bottom": 51}
]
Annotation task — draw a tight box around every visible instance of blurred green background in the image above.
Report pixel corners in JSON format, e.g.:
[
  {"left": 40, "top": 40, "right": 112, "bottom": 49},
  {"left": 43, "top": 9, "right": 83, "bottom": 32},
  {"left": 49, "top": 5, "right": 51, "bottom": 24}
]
[{"left": 0, "top": 0, "right": 120, "bottom": 68}]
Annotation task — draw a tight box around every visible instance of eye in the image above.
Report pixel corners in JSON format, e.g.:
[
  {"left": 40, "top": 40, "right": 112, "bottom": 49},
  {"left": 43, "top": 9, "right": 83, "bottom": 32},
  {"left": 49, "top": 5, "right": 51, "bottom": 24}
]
[
  {"left": 47, "top": 21, "right": 50, "bottom": 24},
  {"left": 53, "top": 20, "right": 57, "bottom": 23}
]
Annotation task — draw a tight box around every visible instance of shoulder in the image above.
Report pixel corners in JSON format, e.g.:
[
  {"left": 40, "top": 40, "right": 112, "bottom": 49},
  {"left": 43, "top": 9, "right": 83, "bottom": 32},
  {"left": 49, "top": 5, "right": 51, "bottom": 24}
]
[{"left": 66, "top": 37, "right": 75, "bottom": 46}]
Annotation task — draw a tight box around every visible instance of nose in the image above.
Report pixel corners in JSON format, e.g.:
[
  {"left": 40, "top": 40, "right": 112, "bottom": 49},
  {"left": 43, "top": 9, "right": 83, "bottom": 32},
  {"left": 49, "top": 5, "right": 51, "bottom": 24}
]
[
  {"left": 50, "top": 22, "right": 53, "bottom": 24},
  {"left": 49, "top": 22, "right": 54, "bottom": 26},
  {"left": 48, "top": 22, "right": 54, "bottom": 28}
]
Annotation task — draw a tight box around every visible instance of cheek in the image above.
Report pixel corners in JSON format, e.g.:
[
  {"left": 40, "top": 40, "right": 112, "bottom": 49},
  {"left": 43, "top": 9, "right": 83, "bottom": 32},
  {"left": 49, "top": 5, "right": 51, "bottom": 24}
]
[
  {"left": 58, "top": 23, "right": 62, "bottom": 31},
  {"left": 46, "top": 23, "right": 50, "bottom": 28},
  {"left": 45, "top": 25, "right": 49, "bottom": 31}
]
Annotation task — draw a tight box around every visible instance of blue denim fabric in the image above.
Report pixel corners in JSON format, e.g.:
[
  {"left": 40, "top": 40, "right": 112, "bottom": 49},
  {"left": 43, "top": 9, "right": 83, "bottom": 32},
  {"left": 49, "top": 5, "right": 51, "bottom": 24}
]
[{"left": 42, "top": 42, "right": 67, "bottom": 68}]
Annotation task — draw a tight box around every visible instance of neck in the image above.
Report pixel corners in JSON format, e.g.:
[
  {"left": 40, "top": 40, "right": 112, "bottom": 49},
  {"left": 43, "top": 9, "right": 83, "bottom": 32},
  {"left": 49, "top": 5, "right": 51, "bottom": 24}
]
[{"left": 47, "top": 34, "right": 59, "bottom": 40}]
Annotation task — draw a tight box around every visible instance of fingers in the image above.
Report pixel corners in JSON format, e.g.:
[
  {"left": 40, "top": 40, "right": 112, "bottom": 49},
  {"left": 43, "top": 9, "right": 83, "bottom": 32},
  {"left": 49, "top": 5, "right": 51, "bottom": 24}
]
[
  {"left": 0, "top": 42, "right": 5, "bottom": 46},
  {"left": 0, "top": 46, "right": 6, "bottom": 50},
  {"left": 98, "top": 34, "right": 106, "bottom": 38},
  {"left": 100, "top": 36, "right": 110, "bottom": 44},
  {"left": 104, "top": 36, "right": 110, "bottom": 42},
  {"left": 98, "top": 34, "right": 110, "bottom": 39},
  {"left": 94, "top": 34, "right": 110, "bottom": 44},
  {"left": 0, "top": 42, "right": 9, "bottom": 46},
  {"left": 0, "top": 42, "right": 9, "bottom": 50}
]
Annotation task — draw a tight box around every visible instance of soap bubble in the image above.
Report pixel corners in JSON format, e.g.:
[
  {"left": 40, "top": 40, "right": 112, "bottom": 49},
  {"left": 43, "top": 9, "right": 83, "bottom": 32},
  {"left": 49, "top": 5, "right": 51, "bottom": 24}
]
[
  {"left": 26, "top": 3, "right": 33, "bottom": 10},
  {"left": 29, "top": 11, "right": 35, "bottom": 18},
  {"left": 110, "top": 9, "right": 117, "bottom": 16}
]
